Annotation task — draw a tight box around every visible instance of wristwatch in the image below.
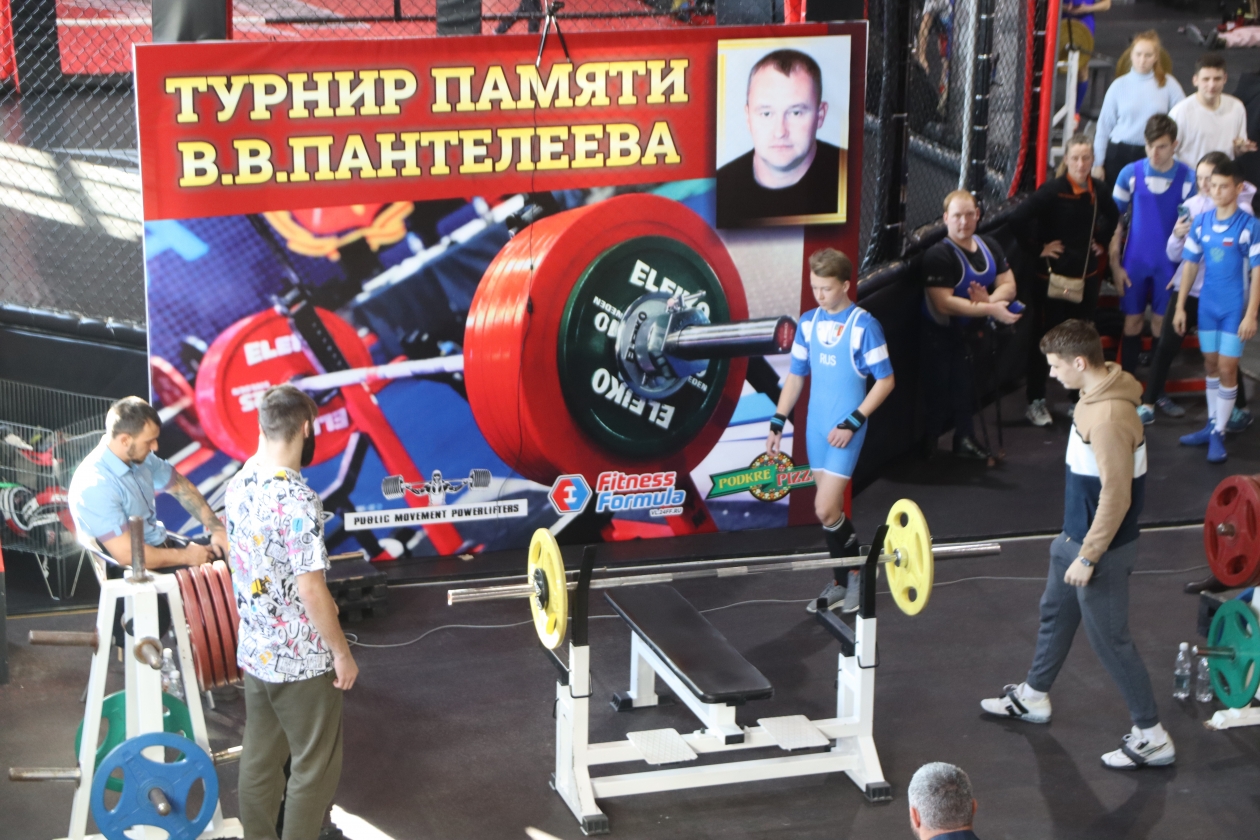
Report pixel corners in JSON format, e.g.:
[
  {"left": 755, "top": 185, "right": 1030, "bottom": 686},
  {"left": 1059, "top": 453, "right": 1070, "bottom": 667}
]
[{"left": 1076, "top": 557, "right": 1093, "bottom": 568}]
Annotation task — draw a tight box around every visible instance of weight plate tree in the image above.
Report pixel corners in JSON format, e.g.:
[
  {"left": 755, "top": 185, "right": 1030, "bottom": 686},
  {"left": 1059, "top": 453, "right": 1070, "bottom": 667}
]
[
  {"left": 464, "top": 194, "right": 754, "bottom": 485},
  {"left": 194, "top": 307, "right": 373, "bottom": 465},
  {"left": 73, "top": 691, "right": 194, "bottom": 793},
  {"left": 1204, "top": 475, "right": 1260, "bottom": 587}
]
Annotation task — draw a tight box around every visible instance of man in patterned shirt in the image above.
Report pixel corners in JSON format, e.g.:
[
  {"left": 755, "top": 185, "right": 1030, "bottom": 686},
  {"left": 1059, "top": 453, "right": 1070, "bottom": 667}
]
[{"left": 226, "top": 384, "right": 358, "bottom": 840}]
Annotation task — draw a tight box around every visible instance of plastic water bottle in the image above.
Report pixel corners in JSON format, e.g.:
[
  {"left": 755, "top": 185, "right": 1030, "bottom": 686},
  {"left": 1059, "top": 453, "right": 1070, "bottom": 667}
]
[
  {"left": 1173, "top": 642, "right": 1192, "bottom": 700},
  {"left": 161, "top": 648, "right": 184, "bottom": 701},
  {"left": 1196, "top": 654, "right": 1215, "bottom": 704}
]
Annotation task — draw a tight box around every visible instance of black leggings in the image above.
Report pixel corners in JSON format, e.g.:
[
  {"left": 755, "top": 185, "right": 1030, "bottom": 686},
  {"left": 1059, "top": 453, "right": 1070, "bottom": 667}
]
[
  {"left": 921, "top": 320, "right": 976, "bottom": 442},
  {"left": 1142, "top": 296, "right": 1247, "bottom": 408},
  {"left": 1026, "top": 275, "right": 1101, "bottom": 401}
]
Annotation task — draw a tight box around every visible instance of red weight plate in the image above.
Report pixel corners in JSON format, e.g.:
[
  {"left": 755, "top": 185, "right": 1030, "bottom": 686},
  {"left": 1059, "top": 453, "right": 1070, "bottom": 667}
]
[
  {"left": 151, "top": 355, "right": 212, "bottom": 448},
  {"left": 175, "top": 569, "right": 214, "bottom": 694},
  {"left": 464, "top": 194, "right": 749, "bottom": 486},
  {"left": 1204, "top": 474, "right": 1260, "bottom": 587},
  {"left": 216, "top": 561, "right": 243, "bottom": 648},
  {"left": 200, "top": 564, "right": 239, "bottom": 686},
  {"left": 189, "top": 565, "right": 227, "bottom": 689},
  {"left": 194, "top": 307, "right": 372, "bottom": 464}
]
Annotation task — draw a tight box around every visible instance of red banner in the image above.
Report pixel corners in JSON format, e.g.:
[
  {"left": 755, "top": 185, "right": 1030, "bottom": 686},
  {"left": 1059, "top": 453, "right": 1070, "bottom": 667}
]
[{"left": 133, "top": 23, "right": 865, "bottom": 221}]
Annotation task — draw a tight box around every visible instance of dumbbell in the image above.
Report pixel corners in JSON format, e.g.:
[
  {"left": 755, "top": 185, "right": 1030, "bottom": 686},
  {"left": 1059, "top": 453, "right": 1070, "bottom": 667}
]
[
  {"left": 381, "top": 468, "right": 493, "bottom": 500},
  {"left": 464, "top": 193, "right": 795, "bottom": 487}
]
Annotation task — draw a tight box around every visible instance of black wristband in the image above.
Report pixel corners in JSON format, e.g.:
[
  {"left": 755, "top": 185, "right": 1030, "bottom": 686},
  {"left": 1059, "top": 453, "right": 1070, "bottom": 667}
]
[
  {"left": 837, "top": 409, "right": 866, "bottom": 433},
  {"left": 769, "top": 413, "right": 787, "bottom": 434}
]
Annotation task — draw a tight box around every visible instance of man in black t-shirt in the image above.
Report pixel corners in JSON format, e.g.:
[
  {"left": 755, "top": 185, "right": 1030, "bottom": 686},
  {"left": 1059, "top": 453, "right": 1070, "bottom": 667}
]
[
  {"left": 920, "top": 190, "right": 1023, "bottom": 460},
  {"left": 716, "top": 49, "right": 842, "bottom": 227}
]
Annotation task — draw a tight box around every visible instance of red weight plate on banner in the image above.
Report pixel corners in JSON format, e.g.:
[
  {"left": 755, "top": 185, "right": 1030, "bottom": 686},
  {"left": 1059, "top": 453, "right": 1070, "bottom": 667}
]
[
  {"left": 200, "top": 563, "right": 239, "bottom": 685},
  {"left": 464, "top": 194, "right": 749, "bottom": 486},
  {"left": 1204, "top": 475, "right": 1260, "bottom": 587},
  {"left": 175, "top": 569, "right": 214, "bottom": 693},
  {"left": 189, "top": 564, "right": 227, "bottom": 688},
  {"left": 151, "top": 356, "right": 212, "bottom": 448},
  {"left": 194, "top": 308, "right": 372, "bottom": 464}
]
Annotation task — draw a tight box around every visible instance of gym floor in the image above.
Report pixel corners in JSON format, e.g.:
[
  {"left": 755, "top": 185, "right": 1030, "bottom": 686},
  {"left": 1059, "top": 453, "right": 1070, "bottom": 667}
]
[{"left": 3, "top": 521, "right": 1258, "bottom": 839}]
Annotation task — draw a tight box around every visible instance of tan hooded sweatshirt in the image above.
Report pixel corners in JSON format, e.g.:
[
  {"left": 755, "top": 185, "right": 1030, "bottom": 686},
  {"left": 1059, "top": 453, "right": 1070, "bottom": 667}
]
[{"left": 1064, "top": 363, "right": 1148, "bottom": 562}]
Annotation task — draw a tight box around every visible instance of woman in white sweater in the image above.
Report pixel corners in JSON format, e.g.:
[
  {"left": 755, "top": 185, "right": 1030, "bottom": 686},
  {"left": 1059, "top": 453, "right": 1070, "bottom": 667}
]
[{"left": 1091, "top": 31, "right": 1186, "bottom": 187}]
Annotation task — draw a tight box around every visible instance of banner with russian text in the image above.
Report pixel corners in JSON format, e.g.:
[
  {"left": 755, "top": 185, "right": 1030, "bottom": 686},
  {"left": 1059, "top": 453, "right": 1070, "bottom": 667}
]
[{"left": 136, "top": 23, "right": 867, "bottom": 563}]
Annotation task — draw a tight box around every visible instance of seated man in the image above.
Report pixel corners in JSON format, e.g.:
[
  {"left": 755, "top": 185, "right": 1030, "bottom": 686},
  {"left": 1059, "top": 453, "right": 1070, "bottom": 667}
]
[
  {"left": 908, "top": 762, "right": 980, "bottom": 840},
  {"left": 68, "top": 397, "right": 225, "bottom": 637}
]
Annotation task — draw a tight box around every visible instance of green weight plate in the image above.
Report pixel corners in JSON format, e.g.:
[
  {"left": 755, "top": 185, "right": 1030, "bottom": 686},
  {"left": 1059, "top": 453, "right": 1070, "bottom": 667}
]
[
  {"left": 74, "top": 691, "right": 195, "bottom": 792},
  {"left": 1207, "top": 600, "right": 1260, "bottom": 709},
  {"left": 557, "top": 236, "right": 731, "bottom": 458}
]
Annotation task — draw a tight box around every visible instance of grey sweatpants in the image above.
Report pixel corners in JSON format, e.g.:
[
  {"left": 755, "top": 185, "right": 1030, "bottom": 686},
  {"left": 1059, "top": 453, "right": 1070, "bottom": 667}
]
[
  {"left": 240, "top": 671, "right": 344, "bottom": 840},
  {"left": 1026, "top": 533, "right": 1160, "bottom": 729}
]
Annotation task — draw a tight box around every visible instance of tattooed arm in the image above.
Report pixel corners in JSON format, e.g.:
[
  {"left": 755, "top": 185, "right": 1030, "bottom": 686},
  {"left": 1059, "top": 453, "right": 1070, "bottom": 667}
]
[{"left": 165, "top": 469, "right": 229, "bottom": 558}]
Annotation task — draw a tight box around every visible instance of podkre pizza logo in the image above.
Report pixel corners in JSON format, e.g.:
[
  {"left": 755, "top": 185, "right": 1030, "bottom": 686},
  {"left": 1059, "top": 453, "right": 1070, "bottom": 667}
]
[
  {"left": 549, "top": 474, "right": 592, "bottom": 515},
  {"left": 594, "top": 471, "right": 685, "bottom": 516}
]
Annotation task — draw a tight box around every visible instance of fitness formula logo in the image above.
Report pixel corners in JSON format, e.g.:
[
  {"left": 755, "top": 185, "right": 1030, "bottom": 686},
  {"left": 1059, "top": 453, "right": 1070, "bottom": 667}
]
[
  {"left": 549, "top": 474, "right": 593, "bottom": 515},
  {"left": 595, "top": 471, "right": 686, "bottom": 517}
]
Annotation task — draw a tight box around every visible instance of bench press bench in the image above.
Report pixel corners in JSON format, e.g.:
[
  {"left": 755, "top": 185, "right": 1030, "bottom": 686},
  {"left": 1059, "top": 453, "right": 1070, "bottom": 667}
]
[{"left": 550, "top": 558, "right": 892, "bottom": 835}]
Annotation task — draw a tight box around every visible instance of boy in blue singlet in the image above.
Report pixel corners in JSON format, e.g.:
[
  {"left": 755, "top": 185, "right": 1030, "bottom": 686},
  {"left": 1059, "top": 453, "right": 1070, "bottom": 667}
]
[
  {"left": 766, "top": 249, "right": 896, "bottom": 613},
  {"left": 1173, "top": 159, "right": 1260, "bottom": 462},
  {"left": 1110, "top": 114, "right": 1196, "bottom": 375}
]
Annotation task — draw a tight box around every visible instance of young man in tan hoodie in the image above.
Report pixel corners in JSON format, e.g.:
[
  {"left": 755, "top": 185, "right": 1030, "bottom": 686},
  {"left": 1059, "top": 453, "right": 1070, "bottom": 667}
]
[{"left": 980, "top": 320, "right": 1173, "bottom": 769}]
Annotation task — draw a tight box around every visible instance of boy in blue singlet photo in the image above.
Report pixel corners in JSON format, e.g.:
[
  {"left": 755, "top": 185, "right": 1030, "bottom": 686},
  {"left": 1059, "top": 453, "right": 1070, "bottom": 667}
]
[
  {"left": 1109, "top": 114, "right": 1196, "bottom": 375},
  {"left": 1173, "top": 159, "right": 1260, "bottom": 462},
  {"left": 766, "top": 248, "right": 896, "bottom": 613}
]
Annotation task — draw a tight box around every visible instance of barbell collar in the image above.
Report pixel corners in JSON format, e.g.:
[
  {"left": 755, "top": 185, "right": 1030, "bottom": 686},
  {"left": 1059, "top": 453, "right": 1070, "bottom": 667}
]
[
  {"left": 1217, "top": 522, "right": 1237, "bottom": 537},
  {"left": 447, "top": 540, "right": 1001, "bottom": 605},
  {"left": 663, "top": 317, "right": 796, "bottom": 360},
  {"left": 29, "top": 630, "right": 98, "bottom": 648},
  {"left": 1193, "top": 645, "right": 1237, "bottom": 660},
  {"left": 8, "top": 767, "right": 82, "bottom": 782},
  {"left": 148, "top": 787, "right": 173, "bottom": 816}
]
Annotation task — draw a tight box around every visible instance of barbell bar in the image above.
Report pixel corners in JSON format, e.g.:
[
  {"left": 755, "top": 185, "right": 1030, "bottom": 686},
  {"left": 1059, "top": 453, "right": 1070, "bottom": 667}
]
[
  {"left": 9, "top": 744, "right": 244, "bottom": 783},
  {"left": 447, "top": 540, "right": 1000, "bottom": 605}
]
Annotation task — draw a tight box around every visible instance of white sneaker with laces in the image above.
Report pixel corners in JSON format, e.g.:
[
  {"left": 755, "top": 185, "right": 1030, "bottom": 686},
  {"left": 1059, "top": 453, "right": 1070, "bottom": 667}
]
[
  {"left": 1026, "top": 399, "right": 1052, "bottom": 427},
  {"left": 980, "top": 683, "right": 1052, "bottom": 723},
  {"left": 1101, "top": 727, "right": 1176, "bottom": 769}
]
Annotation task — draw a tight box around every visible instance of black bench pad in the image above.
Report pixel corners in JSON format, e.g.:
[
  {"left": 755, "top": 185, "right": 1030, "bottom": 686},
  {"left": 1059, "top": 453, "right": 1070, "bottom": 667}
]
[{"left": 605, "top": 584, "right": 773, "bottom": 705}]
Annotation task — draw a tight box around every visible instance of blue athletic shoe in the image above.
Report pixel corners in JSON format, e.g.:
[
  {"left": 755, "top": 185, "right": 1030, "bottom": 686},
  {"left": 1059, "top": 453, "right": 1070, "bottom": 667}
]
[
  {"left": 1136, "top": 405, "right": 1155, "bottom": 426},
  {"left": 1227, "top": 408, "right": 1254, "bottom": 434},
  {"left": 1208, "top": 429, "right": 1228, "bottom": 463},
  {"left": 1180, "top": 423, "right": 1213, "bottom": 447}
]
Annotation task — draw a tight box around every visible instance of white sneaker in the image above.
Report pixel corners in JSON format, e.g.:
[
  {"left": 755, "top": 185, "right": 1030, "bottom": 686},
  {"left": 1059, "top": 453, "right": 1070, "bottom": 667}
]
[
  {"left": 980, "top": 683, "right": 1052, "bottom": 723},
  {"left": 806, "top": 580, "right": 846, "bottom": 614},
  {"left": 1026, "top": 399, "right": 1052, "bottom": 427},
  {"left": 1101, "top": 727, "right": 1176, "bottom": 769}
]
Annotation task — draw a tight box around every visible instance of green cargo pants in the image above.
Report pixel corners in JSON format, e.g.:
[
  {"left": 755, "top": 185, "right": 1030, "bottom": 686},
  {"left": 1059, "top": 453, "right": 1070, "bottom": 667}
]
[{"left": 239, "top": 671, "right": 343, "bottom": 840}]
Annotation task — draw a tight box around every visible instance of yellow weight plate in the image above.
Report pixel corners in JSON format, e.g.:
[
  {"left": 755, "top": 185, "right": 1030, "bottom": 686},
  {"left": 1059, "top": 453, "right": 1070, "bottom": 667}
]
[
  {"left": 884, "top": 500, "right": 933, "bottom": 616},
  {"left": 527, "top": 529, "right": 568, "bottom": 650}
]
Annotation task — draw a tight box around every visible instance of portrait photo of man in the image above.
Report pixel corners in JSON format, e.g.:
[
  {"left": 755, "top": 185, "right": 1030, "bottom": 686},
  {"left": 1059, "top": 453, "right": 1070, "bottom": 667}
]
[{"left": 716, "top": 36, "right": 851, "bottom": 228}]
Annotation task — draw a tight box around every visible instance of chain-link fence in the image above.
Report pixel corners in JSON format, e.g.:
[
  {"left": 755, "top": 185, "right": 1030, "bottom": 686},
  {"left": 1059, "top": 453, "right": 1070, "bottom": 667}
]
[
  {"left": 859, "top": 0, "right": 1040, "bottom": 268},
  {"left": 0, "top": 1, "right": 1047, "bottom": 327}
]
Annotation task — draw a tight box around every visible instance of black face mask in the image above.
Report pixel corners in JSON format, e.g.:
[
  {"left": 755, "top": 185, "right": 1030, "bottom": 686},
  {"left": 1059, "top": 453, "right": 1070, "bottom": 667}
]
[{"left": 300, "top": 431, "right": 316, "bottom": 468}]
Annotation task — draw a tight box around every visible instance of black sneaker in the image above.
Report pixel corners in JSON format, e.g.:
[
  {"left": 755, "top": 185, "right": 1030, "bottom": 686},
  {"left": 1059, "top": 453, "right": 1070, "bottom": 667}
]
[{"left": 952, "top": 435, "right": 991, "bottom": 460}]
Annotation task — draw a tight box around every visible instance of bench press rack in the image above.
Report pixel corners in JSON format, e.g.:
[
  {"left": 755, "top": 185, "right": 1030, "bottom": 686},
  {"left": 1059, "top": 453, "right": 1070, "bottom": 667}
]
[{"left": 449, "top": 504, "right": 1000, "bottom": 835}]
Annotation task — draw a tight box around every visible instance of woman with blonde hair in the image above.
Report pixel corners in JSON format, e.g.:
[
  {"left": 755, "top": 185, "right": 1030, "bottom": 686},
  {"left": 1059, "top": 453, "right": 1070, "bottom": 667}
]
[{"left": 1091, "top": 31, "right": 1186, "bottom": 187}]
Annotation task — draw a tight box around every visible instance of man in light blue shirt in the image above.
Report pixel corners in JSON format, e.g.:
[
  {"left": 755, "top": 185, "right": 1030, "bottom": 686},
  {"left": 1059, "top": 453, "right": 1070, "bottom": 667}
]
[{"left": 69, "top": 396, "right": 225, "bottom": 569}]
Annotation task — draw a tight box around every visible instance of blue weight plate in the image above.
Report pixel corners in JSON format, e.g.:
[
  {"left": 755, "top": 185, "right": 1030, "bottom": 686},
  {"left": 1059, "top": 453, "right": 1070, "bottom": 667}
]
[{"left": 90, "top": 731, "right": 218, "bottom": 840}]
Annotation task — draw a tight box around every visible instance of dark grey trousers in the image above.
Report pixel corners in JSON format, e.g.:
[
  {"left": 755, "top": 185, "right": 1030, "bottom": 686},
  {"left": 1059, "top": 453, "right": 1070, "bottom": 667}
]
[{"left": 1026, "top": 533, "right": 1160, "bottom": 729}]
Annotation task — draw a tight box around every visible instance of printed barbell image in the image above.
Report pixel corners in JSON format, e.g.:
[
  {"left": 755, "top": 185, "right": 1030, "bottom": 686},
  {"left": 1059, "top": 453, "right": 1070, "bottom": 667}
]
[{"left": 381, "top": 469, "right": 493, "bottom": 503}]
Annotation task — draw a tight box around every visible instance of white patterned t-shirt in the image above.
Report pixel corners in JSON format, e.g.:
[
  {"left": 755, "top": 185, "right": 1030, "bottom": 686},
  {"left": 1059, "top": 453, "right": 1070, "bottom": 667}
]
[{"left": 225, "top": 459, "right": 332, "bottom": 683}]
